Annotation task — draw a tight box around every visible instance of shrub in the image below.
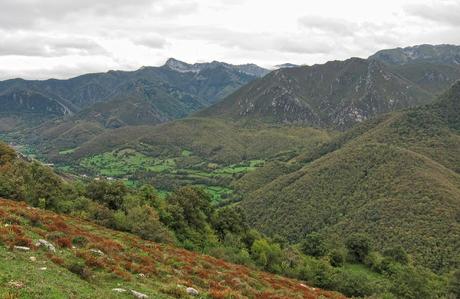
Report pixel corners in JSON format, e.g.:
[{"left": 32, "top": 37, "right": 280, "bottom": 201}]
[
  {"left": 27, "top": 213, "right": 42, "bottom": 227},
  {"left": 331, "top": 269, "right": 380, "bottom": 297},
  {"left": 448, "top": 269, "right": 460, "bottom": 298},
  {"left": 47, "top": 254, "right": 65, "bottom": 266},
  {"left": 46, "top": 231, "right": 66, "bottom": 241},
  {"left": 123, "top": 205, "right": 174, "bottom": 243},
  {"left": 301, "top": 232, "right": 328, "bottom": 257},
  {"left": 345, "top": 233, "right": 372, "bottom": 263},
  {"left": 55, "top": 237, "right": 72, "bottom": 248},
  {"left": 364, "top": 252, "right": 384, "bottom": 272},
  {"left": 383, "top": 246, "right": 409, "bottom": 265},
  {"left": 72, "top": 236, "right": 89, "bottom": 247},
  {"left": 329, "top": 249, "right": 346, "bottom": 267},
  {"left": 12, "top": 236, "right": 33, "bottom": 248},
  {"left": 250, "top": 238, "right": 282, "bottom": 272},
  {"left": 68, "top": 262, "right": 92, "bottom": 280}
]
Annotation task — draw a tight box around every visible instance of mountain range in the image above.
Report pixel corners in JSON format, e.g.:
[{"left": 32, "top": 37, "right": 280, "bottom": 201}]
[
  {"left": 0, "top": 59, "right": 269, "bottom": 131},
  {"left": 2, "top": 44, "right": 460, "bottom": 277},
  {"left": 201, "top": 44, "right": 460, "bottom": 129}
]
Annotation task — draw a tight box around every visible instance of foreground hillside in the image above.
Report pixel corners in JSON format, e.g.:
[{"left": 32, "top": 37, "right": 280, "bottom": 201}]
[
  {"left": 240, "top": 82, "right": 460, "bottom": 273},
  {"left": 0, "top": 198, "right": 344, "bottom": 299}
]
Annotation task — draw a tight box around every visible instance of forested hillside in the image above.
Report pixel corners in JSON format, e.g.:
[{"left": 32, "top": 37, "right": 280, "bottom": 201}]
[
  {"left": 1, "top": 141, "right": 456, "bottom": 298},
  {"left": 240, "top": 81, "right": 460, "bottom": 273}
]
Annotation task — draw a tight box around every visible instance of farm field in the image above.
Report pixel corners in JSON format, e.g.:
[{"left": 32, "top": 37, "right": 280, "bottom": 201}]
[{"left": 70, "top": 149, "right": 266, "bottom": 203}]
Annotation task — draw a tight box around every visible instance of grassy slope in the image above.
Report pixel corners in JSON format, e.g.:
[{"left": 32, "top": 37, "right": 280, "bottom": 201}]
[
  {"left": 240, "top": 82, "right": 460, "bottom": 272},
  {"left": 0, "top": 198, "right": 345, "bottom": 299}
]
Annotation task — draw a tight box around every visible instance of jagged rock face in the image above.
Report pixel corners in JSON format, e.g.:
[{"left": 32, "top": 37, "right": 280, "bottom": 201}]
[
  {"left": 370, "top": 44, "right": 460, "bottom": 66},
  {"left": 201, "top": 58, "right": 443, "bottom": 129}
]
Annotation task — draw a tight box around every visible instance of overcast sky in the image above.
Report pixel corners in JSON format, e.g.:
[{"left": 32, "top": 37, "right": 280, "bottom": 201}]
[{"left": 0, "top": 0, "right": 459, "bottom": 79}]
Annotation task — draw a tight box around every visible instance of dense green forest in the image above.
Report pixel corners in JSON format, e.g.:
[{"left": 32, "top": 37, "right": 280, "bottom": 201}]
[{"left": 241, "top": 82, "right": 460, "bottom": 277}]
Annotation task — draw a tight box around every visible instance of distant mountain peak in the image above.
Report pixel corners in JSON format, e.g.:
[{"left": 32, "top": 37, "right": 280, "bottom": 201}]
[
  {"left": 370, "top": 44, "right": 460, "bottom": 65},
  {"left": 162, "top": 58, "right": 269, "bottom": 77},
  {"left": 274, "top": 63, "right": 300, "bottom": 69},
  {"left": 164, "top": 58, "right": 197, "bottom": 73}
]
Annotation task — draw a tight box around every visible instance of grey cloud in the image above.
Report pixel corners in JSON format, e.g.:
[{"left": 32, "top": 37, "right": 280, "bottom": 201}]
[
  {"left": 404, "top": 2, "right": 460, "bottom": 27},
  {"left": 0, "top": 34, "right": 107, "bottom": 57},
  {"left": 133, "top": 35, "right": 168, "bottom": 49},
  {"left": 154, "top": 25, "right": 334, "bottom": 55},
  {"left": 0, "top": 0, "right": 196, "bottom": 29},
  {"left": 298, "top": 15, "right": 357, "bottom": 35},
  {"left": 276, "top": 38, "right": 334, "bottom": 54}
]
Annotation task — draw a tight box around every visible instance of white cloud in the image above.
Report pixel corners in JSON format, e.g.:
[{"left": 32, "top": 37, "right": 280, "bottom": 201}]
[
  {"left": 404, "top": 1, "right": 460, "bottom": 27},
  {"left": 132, "top": 35, "right": 168, "bottom": 49},
  {"left": 0, "top": 33, "right": 107, "bottom": 57},
  {"left": 0, "top": 0, "right": 459, "bottom": 79}
]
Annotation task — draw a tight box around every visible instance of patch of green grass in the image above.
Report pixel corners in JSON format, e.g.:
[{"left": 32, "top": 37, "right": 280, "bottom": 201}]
[
  {"left": 80, "top": 150, "right": 175, "bottom": 177},
  {"left": 59, "top": 148, "right": 76, "bottom": 155},
  {"left": 181, "top": 149, "right": 192, "bottom": 157},
  {"left": 214, "top": 159, "right": 265, "bottom": 175},
  {"left": 198, "top": 185, "right": 233, "bottom": 202}
]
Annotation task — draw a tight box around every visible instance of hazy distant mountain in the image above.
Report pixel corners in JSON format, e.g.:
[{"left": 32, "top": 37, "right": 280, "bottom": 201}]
[
  {"left": 164, "top": 58, "right": 270, "bottom": 77},
  {"left": 370, "top": 44, "right": 460, "bottom": 66},
  {"left": 0, "top": 59, "right": 268, "bottom": 131},
  {"left": 200, "top": 46, "right": 460, "bottom": 129},
  {"left": 274, "top": 63, "right": 300, "bottom": 69}
]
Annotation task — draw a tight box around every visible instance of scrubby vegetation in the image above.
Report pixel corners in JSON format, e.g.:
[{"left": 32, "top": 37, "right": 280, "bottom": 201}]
[
  {"left": 0, "top": 140, "right": 456, "bottom": 298},
  {"left": 0, "top": 199, "right": 346, "bottom": 298}
]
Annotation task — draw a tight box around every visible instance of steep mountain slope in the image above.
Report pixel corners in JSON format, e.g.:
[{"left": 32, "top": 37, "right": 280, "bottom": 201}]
[
  {"left": 239, "top": 82, "right": 460, "bottom": 272},
  {"left": 0, "top": 59, "right": 267, "bottom": 131},
  {"left": 199, "top": 57, "right": 456, "bottom": 129},
  {"left": 0, "top": 199, "right": 344, "bottom": 298},
  {"left": 370, "top": 44, "right": 460, "bottom": 66}
]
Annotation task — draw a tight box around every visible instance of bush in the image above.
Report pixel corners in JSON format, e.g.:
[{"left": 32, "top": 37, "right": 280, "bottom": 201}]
[
  {"left": 251, "top": 238, "right": 282, "bottom": 272},
  {"left": 46, "top": 231, "right": 66, "bottom": 241},
  {"left": 346, "top": 233, "right": 372, "bottom": 263},
  {"left": 331, "top": 269, "right": 381, "bottom": 297},
  {"left": 72, "top": 236, "right": 89, "bottom": 247},
  {"left": 448, "top": 269, "right": 460, "bottom": 298},
  {"left": 364, "top": 252, "right": 384, "bottom": 272},
  {"left": 125, "top": 205, "right": 174, "bottom": 243},
  {"left": 300, "top": 259, "right": 335, "bottom": 289},
  {"left": 68, "top": 262, "right": 92, "bottom": 280},
  {"left": 301, "top": 232, "right": 328, "bottom": 257},
  {"left": 55, "top": 237, "right": 72, "bottom": 248},
  {"left": 383, "top": 246, "right": 409, "bottom": 265},
  {"left": 85, "top": 180, "right": 127, "bottom": 210},
  {"left": 329, "top": 249, "right": 346, "bottom": 267}
]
